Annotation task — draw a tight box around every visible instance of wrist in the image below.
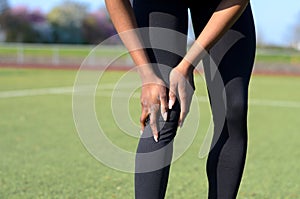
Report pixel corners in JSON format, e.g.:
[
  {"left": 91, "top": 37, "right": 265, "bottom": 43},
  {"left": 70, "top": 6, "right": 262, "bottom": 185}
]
[
  {"left": 137, "top": 64, "right": 154, "bottom": 78},
  {"left": 177, "top": 59, "right": 194, "bottom": 77},
  {"left": 137, "top": 65, "right": 160, "bottom": 83}
]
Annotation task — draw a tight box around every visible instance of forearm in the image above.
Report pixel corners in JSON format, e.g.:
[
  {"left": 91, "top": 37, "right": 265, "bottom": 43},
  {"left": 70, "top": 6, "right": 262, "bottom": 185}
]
[
  {"left": 105, "top": 0, "right": 154, "bottom": 78},
  {"left": 181, "top": 0, "right": 250, "bottom": 70}
]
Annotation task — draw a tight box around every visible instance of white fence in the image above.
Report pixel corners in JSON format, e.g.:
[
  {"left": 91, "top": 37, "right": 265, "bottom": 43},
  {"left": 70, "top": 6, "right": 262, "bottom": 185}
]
[
  {"left": 0, "top": 43, "right": 133, "bottom": 68},
  {"left": 1, "top": 43, "right": 300, "bottom": 73}
]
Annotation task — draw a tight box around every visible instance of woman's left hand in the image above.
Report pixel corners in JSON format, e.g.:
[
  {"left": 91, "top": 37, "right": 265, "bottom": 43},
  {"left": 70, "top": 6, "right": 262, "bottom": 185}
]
[{"left": 168, "top": 64, "right": 195, "bottom": 127}]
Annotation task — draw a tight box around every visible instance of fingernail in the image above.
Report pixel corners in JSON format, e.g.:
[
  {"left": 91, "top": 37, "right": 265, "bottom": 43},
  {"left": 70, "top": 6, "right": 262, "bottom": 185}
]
[
  {"left": 168, "top": 100, "right": 173, "bottom": 109},
  {"left": 154, "top": 136, "right": 158, "bottom": 143},
  {"left": 162, "top": 112, "right": 168, "bottom": 121},
  {"left": 140, "top": 130, "right": 143, "bottom": 135}
]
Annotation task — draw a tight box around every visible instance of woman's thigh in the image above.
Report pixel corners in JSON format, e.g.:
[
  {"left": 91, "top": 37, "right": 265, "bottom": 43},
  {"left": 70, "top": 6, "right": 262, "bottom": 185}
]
[
  {"left": 191, "top": 4, "right": 256, "bottom": 116},
  {"left": 133, "top": 0, "right": 189, "bottom": 84},
  {"left": 133, "top": 0, "right": 189, "bottom": 148}
]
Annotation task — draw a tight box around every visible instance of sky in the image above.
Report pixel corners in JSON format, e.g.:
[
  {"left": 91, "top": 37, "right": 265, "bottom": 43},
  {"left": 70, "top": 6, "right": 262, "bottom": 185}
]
[{"left": 9, "top": 0, "right": 300, "bottom": 46}]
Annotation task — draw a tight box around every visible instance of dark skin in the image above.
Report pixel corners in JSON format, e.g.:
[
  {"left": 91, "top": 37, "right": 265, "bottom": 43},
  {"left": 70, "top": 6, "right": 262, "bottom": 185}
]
[{"left": 105, "top": 0, "right": 250, "bottom": 142}]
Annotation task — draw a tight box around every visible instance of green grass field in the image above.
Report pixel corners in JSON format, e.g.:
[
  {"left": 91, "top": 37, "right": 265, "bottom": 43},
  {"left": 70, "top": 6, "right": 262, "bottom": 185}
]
[
  {"left": 0, "top": 68, "right": 299, "bottom": 198},
  {"left": 0, "top": 45, "right": 129, "bottom": 61},
  {"left": 1, "top": 44, "right": 300, "bottom": 64}
]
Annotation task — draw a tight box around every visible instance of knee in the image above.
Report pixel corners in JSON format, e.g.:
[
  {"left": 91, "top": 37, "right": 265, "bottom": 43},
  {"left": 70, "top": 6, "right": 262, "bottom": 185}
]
[
  {"left": 226, "top": 97, "right": 248, "bottom": 124},
  {"left": 223, "top": 78, "right": 249, "bottom": 124}
]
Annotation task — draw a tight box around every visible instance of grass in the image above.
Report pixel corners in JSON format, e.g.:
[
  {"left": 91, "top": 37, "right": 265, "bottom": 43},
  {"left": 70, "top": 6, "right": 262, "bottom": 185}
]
[
  {"left": 255, "top": 54, "right": 300, "bottom": 64},
  {"left": 0, "top": 44, "right": 128, "bottom": 59},
  {"left": 256, "top": 46, "right": 300, "bottom": 64},
  {"left": 0, "top": 44, "right": 300, "bottom": 64},
  {"left": 0, "top": 67, "right": 299, "bottom": 198}
]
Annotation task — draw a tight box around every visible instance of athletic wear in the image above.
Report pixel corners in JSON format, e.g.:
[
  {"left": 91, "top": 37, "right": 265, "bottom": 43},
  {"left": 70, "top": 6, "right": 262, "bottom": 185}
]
[{"left": 133, "top": 0, "right": 256, "bottom": 198}]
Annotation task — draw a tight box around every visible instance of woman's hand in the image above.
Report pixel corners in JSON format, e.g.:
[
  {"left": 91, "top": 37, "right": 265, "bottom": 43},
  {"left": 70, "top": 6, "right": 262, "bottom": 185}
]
[
  {"left": 168, "top": 64, "right": 195, "bottom": 128},
  {"left": 140, "top": 74, "right": 168, "bottom": 142}
]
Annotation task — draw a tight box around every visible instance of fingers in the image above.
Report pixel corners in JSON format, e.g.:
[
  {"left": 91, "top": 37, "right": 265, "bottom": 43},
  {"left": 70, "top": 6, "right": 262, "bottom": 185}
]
[
  {"left": 178, "top": 105, "right": 187, "bottom": 128},
  {"left": 139, "top": 106, "right": 148, "bottom": 133},
  {"left": 149, "top": 104, "right": 159, "bottom": 142},
  {"left": 178, "top": 80, "right": 194, "bottom": 128},
  {"left": 159, "top": 91, "right": 168, "bottom": 121},
  {"left": 140, "top": 99, "right": 160, "bottom": 142},
  {"left": 178, "top": 90, "right": 187, "bottom": 128},
  {"left": 169, "top": 67, "right": 195, "bottom": 128},
  {"left": 168, "top": 81, "right": 177, "bottom": 110},
  {"left": 139, "top": 79, "right": 168, "bottom": 142}
]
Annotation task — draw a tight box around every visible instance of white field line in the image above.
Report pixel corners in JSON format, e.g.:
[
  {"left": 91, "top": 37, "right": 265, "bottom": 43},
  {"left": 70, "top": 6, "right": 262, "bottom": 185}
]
[
  {"left": 0, "top": 83, "right": 135, "bottom": 98},
  {"left": 0, "top": 85, "right": 300, "bottom": 108},
  {"left": 0, "top": 86, "right": 74, "bottom": 98}
]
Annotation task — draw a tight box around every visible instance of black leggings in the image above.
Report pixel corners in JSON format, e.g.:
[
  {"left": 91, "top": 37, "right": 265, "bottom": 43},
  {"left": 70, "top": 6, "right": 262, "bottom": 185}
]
[{"left": 133, "top": 0, "right": 256, "bottom": 198}]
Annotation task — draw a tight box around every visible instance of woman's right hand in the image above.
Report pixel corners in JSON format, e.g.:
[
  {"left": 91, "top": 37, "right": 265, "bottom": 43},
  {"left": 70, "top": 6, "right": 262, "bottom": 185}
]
[{"left": 140, "top": 75, "right": 168, "bottom": 142}]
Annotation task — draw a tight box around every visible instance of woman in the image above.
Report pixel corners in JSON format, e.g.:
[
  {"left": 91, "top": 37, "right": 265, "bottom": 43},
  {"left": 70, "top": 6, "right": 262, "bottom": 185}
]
[{"left": 105, "top": 0, "right": 256, "bottom": 198}]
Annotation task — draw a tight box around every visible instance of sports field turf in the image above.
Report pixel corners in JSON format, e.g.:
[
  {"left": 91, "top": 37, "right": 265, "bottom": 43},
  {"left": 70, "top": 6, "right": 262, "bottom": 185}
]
[
  {"left": 1, "top": 44, "right": 300, "bottom": 64},
  {"left": 0, "top": 68, "right": 299, "bottom": 198}
]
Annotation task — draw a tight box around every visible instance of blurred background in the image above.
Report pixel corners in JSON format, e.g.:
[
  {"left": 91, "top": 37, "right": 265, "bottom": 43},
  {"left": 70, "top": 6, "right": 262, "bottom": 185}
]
[
  {"left": 0, "top": 0, "right": 299, "bottom": 198},
  {"left": 0, "top": 0, "right": 299, "bottom": 71}
]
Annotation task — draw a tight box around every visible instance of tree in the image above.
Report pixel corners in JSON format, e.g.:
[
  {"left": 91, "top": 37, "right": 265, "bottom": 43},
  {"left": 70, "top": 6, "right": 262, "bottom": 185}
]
[
  {"left": 0, "top": 6, "right": 39, "bottom": 42},
  {"left": 82, "top": 8, "right": 116, "bottom": 44},
  {"left": 0, "top": 0, "right": 9, "bottom": 14},
  {"left": 47, "top": 0, "right": 88, "bottom": 44},
  {"left": 0, "top": 1, "right": 117, "bottom": 44}
]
